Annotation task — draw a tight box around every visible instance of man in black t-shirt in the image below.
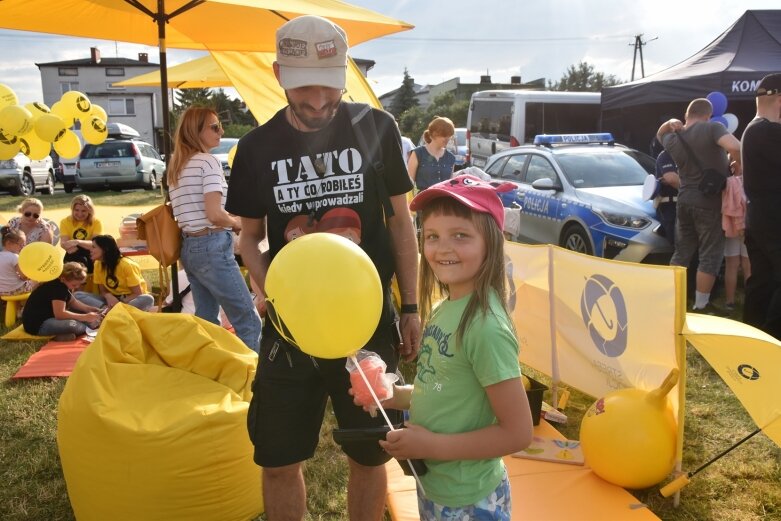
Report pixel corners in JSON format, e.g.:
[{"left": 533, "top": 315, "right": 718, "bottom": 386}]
[
  {"left": 742, "top": 73, "right": 781, "bottom": 338},
  {"left": 225, "top": 15, "right": 420, "bottom": 521}
]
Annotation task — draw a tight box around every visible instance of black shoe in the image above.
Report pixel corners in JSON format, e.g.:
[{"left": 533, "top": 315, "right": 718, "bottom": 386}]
[
  {"left": 53, "top": 333, "right": 77, "bottom": 342},
  {"left": 691, "top": 302, "right": 728, "bottom": 317}
]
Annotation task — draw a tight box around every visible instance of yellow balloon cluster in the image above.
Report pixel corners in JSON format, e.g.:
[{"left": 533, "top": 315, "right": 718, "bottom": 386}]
[
  {"left": 264, "top": 233, "right": 382, "bottom": 359},
  {"left": 0, "top": 83, "right": 109, "bottom": 161}
]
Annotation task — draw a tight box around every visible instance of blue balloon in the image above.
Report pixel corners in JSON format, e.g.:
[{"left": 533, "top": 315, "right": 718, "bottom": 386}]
[
  {"left": 706, "top": 91, "right": 728, "bottom": 117},
  {"left": 711, "top": 115, "right": 728, "bottom": 128}
]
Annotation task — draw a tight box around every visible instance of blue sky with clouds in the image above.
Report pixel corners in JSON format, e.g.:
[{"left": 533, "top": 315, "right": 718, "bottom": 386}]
[{"left": 0, "top": 1, "right": 777, "bottom": 105}]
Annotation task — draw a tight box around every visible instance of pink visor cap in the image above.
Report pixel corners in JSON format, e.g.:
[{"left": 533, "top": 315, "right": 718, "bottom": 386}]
[{"left": 410, "top": 174, "right": 516, "bottom": 230}]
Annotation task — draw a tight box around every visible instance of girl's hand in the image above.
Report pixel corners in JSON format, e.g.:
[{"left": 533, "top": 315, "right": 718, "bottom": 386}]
[
  {"left": 82, "top": 312, "right": 100, "bottom": 323},
  {"left": 379, "top": 422, "right": 433, "bottom": 460}
]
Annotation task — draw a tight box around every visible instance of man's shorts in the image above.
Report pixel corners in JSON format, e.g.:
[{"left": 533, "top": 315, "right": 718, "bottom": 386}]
[
  {"left": 247, "top": 322, "right": 402, "bottom": 468},
  {"left": 671, "top": 202, "right": 725, "bottom": 275}
]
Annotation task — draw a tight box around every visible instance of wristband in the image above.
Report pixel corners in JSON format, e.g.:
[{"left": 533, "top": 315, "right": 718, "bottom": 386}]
[{"left": 400, "top": 303, "right": 418, "bottom": 314}]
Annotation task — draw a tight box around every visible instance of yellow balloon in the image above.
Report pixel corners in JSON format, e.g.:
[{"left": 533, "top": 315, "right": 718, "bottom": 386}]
[
  {"left": 89, "top": 104, "right": 108, "bottom": 122},
  {"left": 50, "top": 100, "right": 76, "bottom": 128},
  {"left": 82, "top": 116, "right": 108, "bottom": 145},
  {"left": 19, "top": 132, "right": 51, "bottom": 160},
  {"left": 265, "top": 233, "right": 382, "bottom": 359},
  {"left": 61, "top": 90, "right": 92, "bottom": 118},
  {"left": 227, "top": 144, "right": 237, "bottom": 168},
  {"left": 0, "top": 83, "right": 18, "bottom": 110},
  {"left": 19, "top": 242, "right": 64, "bottom": 282},
  {"left": 24, "top": 102, "right": 51, "bottom": 124},
  {"left": 35, "top": 113, "right": 67, "bottom": 142},
  {"left": 0, "top": 105, "right": 33, "bottom": 136},
  {"left": 54, "top": 129, "right": 82, "bottom": 159},
  {"left": 580, "top": 369, "right": 678, "bottom": 489},
  {"left": 0, "top": 133, "right": 20, "bottom": 160}
]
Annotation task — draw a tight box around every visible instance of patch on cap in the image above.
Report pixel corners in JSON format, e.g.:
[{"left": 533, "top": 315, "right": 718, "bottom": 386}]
[
  {"left": 279, "top": 38, "right": 307, "bottom": 58},
  {"left": 315, "top": 40, "right": 337, "bottom": 59}
]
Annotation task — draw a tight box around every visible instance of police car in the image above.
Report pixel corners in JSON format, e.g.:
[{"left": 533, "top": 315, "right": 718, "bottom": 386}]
[{"left": 485, "top": 133, "right": 672, "bottom": 264}]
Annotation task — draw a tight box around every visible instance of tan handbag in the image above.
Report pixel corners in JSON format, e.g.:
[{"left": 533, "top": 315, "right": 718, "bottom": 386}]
[{"left": 136, "top": 202, "right": 181, "bottom": 268}]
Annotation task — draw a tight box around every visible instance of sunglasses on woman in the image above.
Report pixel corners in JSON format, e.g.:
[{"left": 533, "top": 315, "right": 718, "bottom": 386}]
[
  {"left": 209, "top": 122, "right": 223, "bottom": 133},
  {"left": 23, "top": 211, "right": 40, "bottom": 219}
]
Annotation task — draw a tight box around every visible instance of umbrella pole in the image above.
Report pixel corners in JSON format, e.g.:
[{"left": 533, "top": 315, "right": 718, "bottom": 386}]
[
  {"left": 660, "top": 427, "right": 762, "bottom": 497},
  {"left": 154, "top": 0, "right": 180, "bottom": 308}
]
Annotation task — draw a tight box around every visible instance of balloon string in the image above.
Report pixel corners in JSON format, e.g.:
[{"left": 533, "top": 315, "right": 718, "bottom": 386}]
[{"left": 351, "top": 355, "right": 425, "bottom": 495}]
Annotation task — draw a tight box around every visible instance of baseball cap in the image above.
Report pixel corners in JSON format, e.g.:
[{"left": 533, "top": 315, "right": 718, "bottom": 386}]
[
  {"left": 756, "top": 73, "right": 781, "bottom": 97},
  {"left": 410, "top": 174, "right": 516, "bottom": 230},
  {"left": 276, "top": 15, "right": 348, "bottom": 90}
]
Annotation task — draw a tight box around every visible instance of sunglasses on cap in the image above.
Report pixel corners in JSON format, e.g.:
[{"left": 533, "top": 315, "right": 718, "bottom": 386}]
[
  {"left": 24, "top": 211, "right": 40, "bottom": 219},
  {"left": 265, "top": 299, "right": 300, "bottom": 350},
  {"left": 209, "top": 122, "right": 223, "bottom": 132}
]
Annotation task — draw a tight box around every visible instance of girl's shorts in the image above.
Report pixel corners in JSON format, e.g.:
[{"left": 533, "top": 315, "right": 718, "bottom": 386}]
[{"left": 417, "top": 468, "right": 511, "bottom": 521}]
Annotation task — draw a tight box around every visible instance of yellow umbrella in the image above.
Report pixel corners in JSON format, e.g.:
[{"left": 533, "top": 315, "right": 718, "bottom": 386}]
[
  {"left": 659, "top": 313, "right": 781, "bottom": 496},
  {"left": 114, "top": 52, "right": 382, "bottom": 122}
]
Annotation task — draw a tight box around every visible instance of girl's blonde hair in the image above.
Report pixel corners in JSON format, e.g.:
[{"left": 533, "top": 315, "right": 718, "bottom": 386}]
[
  {"left": 70, "top": 194, "right": 95, "bottom": 225},
  {"left": 167, "top": 106, "right": 218, "bottom": 188},
  {"left": 423, "top": 116, "right": 455, "bottom": 144},
  {"left": 60, "top": 261, "right": 88, "bottom": 282},
  {"left": 17, "top": 197, "right": 44, "bottom": 214},
  {"left": 418, "top": 197, "right": 512, "bottom": 346}
]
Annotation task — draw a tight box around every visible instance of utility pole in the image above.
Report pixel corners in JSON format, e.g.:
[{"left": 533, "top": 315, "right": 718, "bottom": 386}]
[{"left": 630, "top": 34, "right": 658, "bottom": 81}]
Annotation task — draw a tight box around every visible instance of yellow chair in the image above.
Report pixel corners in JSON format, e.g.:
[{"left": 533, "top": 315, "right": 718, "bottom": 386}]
[{"left": 1, "top": 292, "right": 31, "bottom": 328}]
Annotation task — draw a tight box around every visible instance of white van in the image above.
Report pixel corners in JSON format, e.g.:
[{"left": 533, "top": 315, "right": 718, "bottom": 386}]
[{"left": 467, "top": 90, "right": 601, "bottom": 168}]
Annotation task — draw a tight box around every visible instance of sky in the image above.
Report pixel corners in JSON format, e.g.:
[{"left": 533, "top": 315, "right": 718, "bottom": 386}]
[{"left": 0, "top": 1, "right": 778, "bottom": 106}]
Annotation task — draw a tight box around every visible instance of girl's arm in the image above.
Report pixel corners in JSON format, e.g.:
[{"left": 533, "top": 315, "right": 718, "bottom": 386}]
[
  {"left": 406, "top": 152, "right": 419, "bottom": 184},
  {"left": 98, "top": 284, "right": 120, "bottom": 308},
  {"left": 52, "top": 299, "right": 100, "bottom": 323},
  {"left": 68, "top": 296, "right": 101, "bottom": 314},
  {"left": 380, "top": 378, "right": 534, "bottom": 461},
  {"left": 204, "top": 191, "right": 241, "bottom": 232},
  {"left": 125, "top": 284, "right": 144, "bottom": 300}
]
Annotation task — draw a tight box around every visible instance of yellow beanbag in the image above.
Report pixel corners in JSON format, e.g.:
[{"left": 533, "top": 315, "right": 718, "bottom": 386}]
[
  {"left": 1, "top": 324, "right": 53, "bottom": 341},
  {"left": 57, "top": 304, "right": 263, "bottom": 521}
]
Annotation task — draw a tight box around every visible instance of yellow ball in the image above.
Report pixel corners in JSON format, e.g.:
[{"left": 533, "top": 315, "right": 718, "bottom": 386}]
[
  {"left": 19, "top": 242, "right": 63, "bottom": 282},
  {"left": 24, "top": 102, "right": 51, "bottom": 124},
  {"left": 82, "top": 116, "right": 108, "bottom": 145},
  {"left": 54, "top": 129, "right": 82, "bottom": 159},
  {"left": 580, "top": 386, "right": 677, "bottom": 489},
  {"left": 0, "top": 104, "right": 33, "bottom": 136},
  {"left": 265, "top": 233, "right": 382, "bottom": 359},
  {"left": 19, "top": 133, "right": 51, "bottom": 160},
  {"left": 35, "top": 113, "right": 67, "bottom": 142},
  {"left": 61, "top": 90, "right": 92, "bottom": 118},
  {"left": 0, "top": 83, "right": 18, "bottom": 110},
  {"left": 50, "top": 100, "right": 76, "bottom": 128}
]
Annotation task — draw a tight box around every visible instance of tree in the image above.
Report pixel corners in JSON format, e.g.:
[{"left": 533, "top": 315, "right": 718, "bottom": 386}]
[
  {"left": 173, "top": 87, "right": 212, "bottom": 114},
  {"left": 398, "top": 92, "right": 469, "bottom": 144},
  {"left": 390, "top": 68, "right": 418, "bottom": 118},
  {"left": 548, "top": 62, "right": 621, "bottom": 92}
]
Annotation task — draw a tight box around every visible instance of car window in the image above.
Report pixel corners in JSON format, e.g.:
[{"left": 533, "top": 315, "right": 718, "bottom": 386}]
[
  {"left": 621, "top": 149, "right": 655, "bottom": 174},
  {"left": 525, "top": 155, "right": 557, "bottom": 185},
  {"left": 485, "top": 157, "right": 508, "bottom": 177},
  {"left": 83, "top": 142, "right": 131, "bottom": 159},
  {"left": 210, "top": 139, "right": 238, "bottom": 155},
  {"left": 556, "top": 151, "right": 649, "bottom": 188},
  {"left": 499, "top": 154, "right": 528, "bottom": 182},
  {"left": 470, "top": 100, "right": 512, "bottom": 141}
]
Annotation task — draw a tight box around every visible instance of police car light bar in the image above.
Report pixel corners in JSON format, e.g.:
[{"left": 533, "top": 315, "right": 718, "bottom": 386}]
[{"left": 533, "top": 133, "right": 615, "bottom": 146}]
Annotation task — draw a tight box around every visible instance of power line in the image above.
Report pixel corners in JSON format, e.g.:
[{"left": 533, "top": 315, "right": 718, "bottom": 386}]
[
  {"left": 629, "top": 34, "right": 658, "bottom": 81},
  {"left": 375, "top": 34, "right": 633, "bottom": 43}
]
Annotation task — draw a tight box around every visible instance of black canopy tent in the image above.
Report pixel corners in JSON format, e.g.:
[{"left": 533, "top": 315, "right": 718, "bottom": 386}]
[{"left": 601, "top": 10, "right": 781, "bottom": 153}]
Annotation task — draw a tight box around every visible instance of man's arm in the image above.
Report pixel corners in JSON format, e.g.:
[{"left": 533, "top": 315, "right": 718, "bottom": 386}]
[
  {"left": 385, "top": 193, "right": 421, "bottom": 361},
  {"left": 238, "top": 216, "right": 269, "bottom": 306},
  {"left": 717, "top": 134, "right": 742, "bottom": 176},
  {"left": 657, "top": 118, "right": 683, "bottom": 142}
]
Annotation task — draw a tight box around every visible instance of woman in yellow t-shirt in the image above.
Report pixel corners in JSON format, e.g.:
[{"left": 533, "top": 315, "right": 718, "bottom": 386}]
[
  {"left": 60, "top": 195, "right": 102, "bottom": 272},
  {"left": 74, "top": 235, "right": 154, "bottom": 311}
]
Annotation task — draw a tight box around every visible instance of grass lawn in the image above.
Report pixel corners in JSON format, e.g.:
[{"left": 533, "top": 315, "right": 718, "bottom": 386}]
[{"left": 1, "top": 191, "right": 779, "bottom": 520}]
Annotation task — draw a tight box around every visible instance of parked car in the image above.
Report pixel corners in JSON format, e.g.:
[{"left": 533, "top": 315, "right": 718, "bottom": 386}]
[
  {"left": 450, "top": 127, "right": 468, "bottom": 170},
  {"left": 0, "top": 152, "right": 56, "bottom": 196},
  {"left": 76, "top": 123, "right": 164, "bottom": 191},
  {"left": 485, "top": 133, "right": 672, "bottom": 264},
  {"left": 209, "top": 137, "right": 239, "bottom": 181}
]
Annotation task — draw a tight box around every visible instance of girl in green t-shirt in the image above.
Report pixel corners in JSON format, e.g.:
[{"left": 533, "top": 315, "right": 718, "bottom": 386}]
[{"left": 372, "top": 175, "right": 534, "bottom": 520}]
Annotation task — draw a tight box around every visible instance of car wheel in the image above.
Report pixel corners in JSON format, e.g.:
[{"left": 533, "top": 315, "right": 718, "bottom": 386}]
[
  {"left": 19, "top": 172, "right": 35, "bottom": 196},
  {"left": 42, "top": 173, "right": 55, "bottom": 195},
  {"left": 64, "top": 183, "right": 75, "bottom": 194},
  {"left": 145, "top": 172, "right": 157, "bottom": 191},
  {"left": 561, "top": 225, "right": 593, "bottom": 255}
]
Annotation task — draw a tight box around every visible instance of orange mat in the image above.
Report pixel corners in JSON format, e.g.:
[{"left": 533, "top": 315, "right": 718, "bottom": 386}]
[
  {"left": 386, "top": 420, "right": 660, "bottom": 521},
  {"left": 11, "top": 339, "right": 89, "bottom": 379}
]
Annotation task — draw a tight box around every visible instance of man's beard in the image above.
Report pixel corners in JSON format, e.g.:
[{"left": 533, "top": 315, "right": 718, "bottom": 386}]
[{"left": 286, "top": 92, "right": 341, "bottom": 131}]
